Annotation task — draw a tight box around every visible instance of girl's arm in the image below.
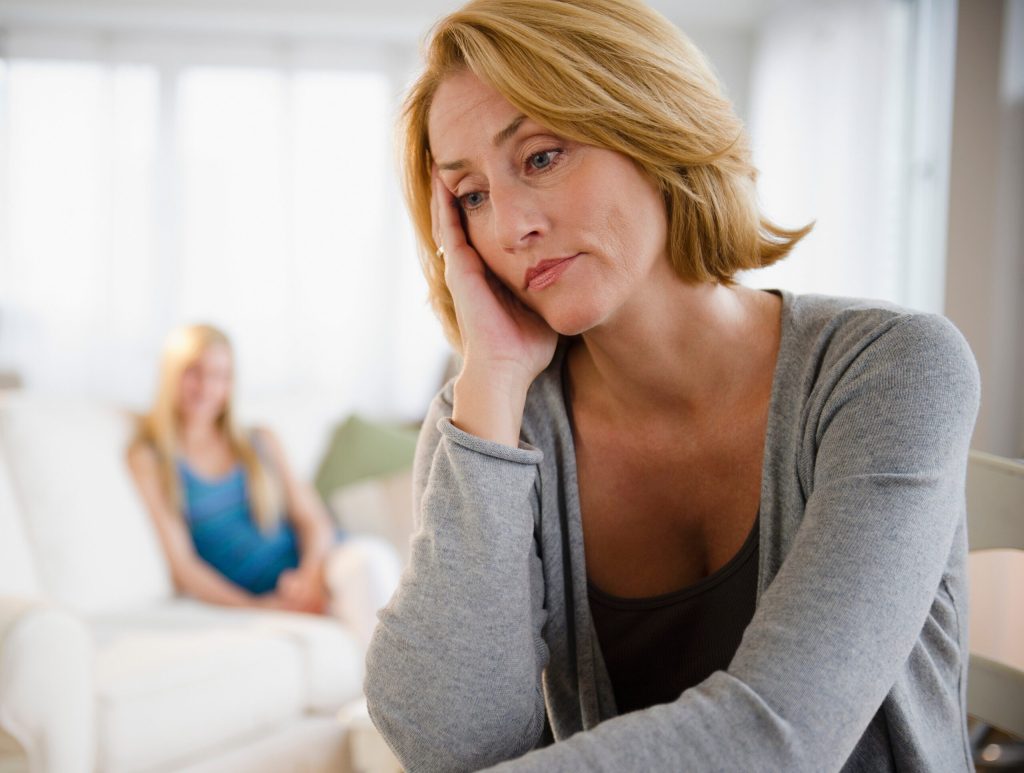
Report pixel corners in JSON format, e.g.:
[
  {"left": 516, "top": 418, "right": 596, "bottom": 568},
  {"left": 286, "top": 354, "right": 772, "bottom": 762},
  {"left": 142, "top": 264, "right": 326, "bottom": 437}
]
[
  {"left": 253, "top": 427, "right": 334, "bottom": 611},
  {"left": 126, "top": 443, "right": 290, "bottom": 610},
  {"left": 254, "top": 427, "right": 335, "bottom": 569}
]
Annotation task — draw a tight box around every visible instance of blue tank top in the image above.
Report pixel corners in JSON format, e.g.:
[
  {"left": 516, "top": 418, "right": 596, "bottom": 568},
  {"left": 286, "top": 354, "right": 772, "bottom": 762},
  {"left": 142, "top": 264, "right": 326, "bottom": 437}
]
[{"left": 177, "top": 460, "right": 299, "bottom": 594}]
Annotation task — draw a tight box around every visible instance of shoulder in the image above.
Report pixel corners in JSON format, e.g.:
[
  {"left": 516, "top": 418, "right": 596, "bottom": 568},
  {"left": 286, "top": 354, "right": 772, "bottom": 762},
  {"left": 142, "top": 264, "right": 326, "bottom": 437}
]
[
  {"left": 783, "top": 292, "right": 978, "bottom": 387},
  {"left": 775, "top": 293, "right": 980, "bottom": 442},
  {"left": 248, "top": 424, "right": 288, "bottom": 467},
  {"left": 126, "top": 436, "right": 161, "bottom": 474},
  {"left": 786, "top": 292, "right": 914, "bottom": 349},
  {"left": 125, "top": 438, "right": 174, "bottom": 506},
  {"left": 249, "top": 424, "right": 280, "bottom": 450}
]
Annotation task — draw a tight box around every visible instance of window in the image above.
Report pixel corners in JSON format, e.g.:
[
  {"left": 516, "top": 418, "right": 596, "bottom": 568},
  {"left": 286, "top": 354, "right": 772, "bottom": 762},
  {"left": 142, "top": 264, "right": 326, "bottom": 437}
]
[{"left": 0, "top": 33, "right": 450, "bottom": 428}]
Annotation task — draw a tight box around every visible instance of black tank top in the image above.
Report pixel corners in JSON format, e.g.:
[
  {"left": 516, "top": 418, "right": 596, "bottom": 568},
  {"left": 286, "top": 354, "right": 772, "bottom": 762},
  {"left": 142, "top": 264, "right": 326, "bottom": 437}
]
[
  {"left": 587, "top": 520, "right": 759, "bottom": 714},
  {"left": 561, "top": 349, "right": 760, "bottom": 714}
]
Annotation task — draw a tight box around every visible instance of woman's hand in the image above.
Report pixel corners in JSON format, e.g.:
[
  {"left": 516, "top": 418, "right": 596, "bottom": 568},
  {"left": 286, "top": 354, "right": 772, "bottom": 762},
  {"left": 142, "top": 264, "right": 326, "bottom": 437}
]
[
  {"left": 432, "top": 171, "right": 558, "bottom": 445},
  {"left": 433, "top": 172, "right": 557, "bottom": 383}
]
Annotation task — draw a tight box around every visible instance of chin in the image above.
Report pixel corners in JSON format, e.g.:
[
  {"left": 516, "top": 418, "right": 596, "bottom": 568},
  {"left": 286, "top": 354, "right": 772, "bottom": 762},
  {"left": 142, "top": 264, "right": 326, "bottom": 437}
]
[
  {"left": 542, "top": 303, "right": 608, "bottom": 338},
  {"left": 183, "top": 405, "right": 225, "bottom": 424}
]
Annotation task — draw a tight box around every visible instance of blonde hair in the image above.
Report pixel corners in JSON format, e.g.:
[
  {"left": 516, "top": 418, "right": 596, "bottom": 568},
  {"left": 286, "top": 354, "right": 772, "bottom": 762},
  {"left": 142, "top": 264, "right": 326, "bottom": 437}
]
[
  {"left": 134, "top": 324, "right": 283, "bottom": 531},
  {"left": 402, "top": 0, "right": 812, "bottom": 349}
]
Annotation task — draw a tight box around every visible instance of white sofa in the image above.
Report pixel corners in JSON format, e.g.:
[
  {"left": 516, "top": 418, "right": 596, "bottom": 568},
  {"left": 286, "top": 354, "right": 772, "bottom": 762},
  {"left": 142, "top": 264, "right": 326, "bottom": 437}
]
[{"left": 0, "top": 392, "right": 400, "bottom": 773}]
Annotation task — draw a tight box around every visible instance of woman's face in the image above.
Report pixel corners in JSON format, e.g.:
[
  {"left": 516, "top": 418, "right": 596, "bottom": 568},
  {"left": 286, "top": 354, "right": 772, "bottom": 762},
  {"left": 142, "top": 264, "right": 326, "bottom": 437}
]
[
  {"left": 177, "top": 343, "right": 233, "bottom": 426},
  {"left": 428, "top": 69, "right": 670, "bottom": 336}
]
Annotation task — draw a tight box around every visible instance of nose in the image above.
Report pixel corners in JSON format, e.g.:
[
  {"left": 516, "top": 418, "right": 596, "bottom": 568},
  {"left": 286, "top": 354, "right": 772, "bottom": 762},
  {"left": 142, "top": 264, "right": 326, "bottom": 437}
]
[{"left": 490, "top": 181, "right": 548, "bottom": 253}]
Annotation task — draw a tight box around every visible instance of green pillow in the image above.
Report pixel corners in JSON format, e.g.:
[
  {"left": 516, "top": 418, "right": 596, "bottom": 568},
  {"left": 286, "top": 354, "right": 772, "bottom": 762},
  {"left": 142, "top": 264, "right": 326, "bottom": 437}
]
[{"left": 314, "top": 414, "right": 420, "bottom": 499}]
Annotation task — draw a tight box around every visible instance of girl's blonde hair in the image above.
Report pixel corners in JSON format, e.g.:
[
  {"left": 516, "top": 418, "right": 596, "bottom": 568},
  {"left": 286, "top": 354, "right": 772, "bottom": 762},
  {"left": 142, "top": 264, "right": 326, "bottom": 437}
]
[
  {"left": 401, "top": 0, "right": 812, "bottom": 349},
  {"left": 134, "top": 324, "right": 282, "bottom": 531}
]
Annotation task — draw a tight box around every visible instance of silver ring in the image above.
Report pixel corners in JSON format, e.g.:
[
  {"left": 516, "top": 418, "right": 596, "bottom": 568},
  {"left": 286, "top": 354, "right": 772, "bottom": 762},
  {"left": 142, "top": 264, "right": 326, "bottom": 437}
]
[{"left": 435, "top": 245, "right": 446, "bottom": 259}]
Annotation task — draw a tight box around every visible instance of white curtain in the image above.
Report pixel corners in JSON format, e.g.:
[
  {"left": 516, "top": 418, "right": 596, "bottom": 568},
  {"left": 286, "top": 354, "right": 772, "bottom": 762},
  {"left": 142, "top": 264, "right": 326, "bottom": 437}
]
[
  {"left": 743, "top": 0, "right": 943, "bottom": 310},
  {"left": 0, "top": 40, "right": 451, "bottom": 455}
]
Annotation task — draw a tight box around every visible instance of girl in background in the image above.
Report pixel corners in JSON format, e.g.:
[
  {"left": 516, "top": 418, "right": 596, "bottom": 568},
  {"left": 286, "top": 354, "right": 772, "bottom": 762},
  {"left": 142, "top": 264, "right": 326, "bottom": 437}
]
[{"left": 128, "top": 323, "right": 399, "bottom": 646}]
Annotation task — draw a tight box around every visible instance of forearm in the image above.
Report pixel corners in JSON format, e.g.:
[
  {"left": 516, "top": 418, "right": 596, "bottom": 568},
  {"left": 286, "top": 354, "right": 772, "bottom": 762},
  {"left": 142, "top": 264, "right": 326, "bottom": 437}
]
[
  {"left": 365, "top": 407, "right": 549, "bottom": 772},
  {"left": 294, "top": 507, "right": 335, "bottom": 573},
  {"left": 173, "top": 559, "right": 260, "bottom": 608}
]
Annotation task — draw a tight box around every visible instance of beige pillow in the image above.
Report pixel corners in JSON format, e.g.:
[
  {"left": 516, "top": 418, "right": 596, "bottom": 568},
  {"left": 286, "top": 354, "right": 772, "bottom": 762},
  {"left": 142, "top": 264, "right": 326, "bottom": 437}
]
[{"left": 329, "top": 470, "right": 414, "bottom": 565}]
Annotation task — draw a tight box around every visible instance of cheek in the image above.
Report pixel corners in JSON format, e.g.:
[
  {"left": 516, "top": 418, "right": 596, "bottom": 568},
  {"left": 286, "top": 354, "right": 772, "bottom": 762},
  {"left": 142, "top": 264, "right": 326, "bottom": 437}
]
[
  {"left": 203, "top": 377, "right": 228, "bottom": 401},
  {"left": 463, "top": 212, "right": 490, "bottom": 255},
  {"left": 180, "top": 374, "right": 200, "bottom": 397},
  {"left": 606, "top": 190, "right": 667, "bottom": 274}
]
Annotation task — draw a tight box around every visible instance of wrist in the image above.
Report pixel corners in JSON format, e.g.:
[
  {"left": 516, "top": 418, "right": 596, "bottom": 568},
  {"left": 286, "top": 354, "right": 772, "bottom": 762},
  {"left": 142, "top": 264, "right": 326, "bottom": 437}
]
[
  {"left": 297, "top": 559, "right": 326, "bottom": 587},
  {"left": 253, "top": 593, "right": 276, "bottom": 609},
  {"left": 452, "top": 370, "right": 529, "bottom": 448}
]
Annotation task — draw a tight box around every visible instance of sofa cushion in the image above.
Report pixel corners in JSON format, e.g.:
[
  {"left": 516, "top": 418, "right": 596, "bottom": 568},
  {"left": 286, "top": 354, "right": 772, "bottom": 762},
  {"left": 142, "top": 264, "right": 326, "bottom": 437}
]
[
  {"left": 314, "top": 414, "right": 418, "bottom": 500},
  {"left": 248, "top": 610, "right": 364, "bottom": 712},
  {"left": 89, "top": 600, "right": 363, "bottom": 772},
  {"left": 0, "top": 436, "right": 40, "bottom": 595},
  {"left": 0, "top": 395, "right": 173, "bottom": 612},
  {"left": 172, "top": 716, "right": 349, "bottom": 773},
  {"left": 93, "top": 604, "right": 302, "bottom": 772}
]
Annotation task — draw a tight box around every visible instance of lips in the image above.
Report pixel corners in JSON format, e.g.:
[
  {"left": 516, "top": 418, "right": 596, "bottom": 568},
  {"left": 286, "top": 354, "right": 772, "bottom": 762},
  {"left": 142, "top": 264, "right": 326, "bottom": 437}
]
[{"left": 524, "top": 255, "right": 578, "bottom": 291}]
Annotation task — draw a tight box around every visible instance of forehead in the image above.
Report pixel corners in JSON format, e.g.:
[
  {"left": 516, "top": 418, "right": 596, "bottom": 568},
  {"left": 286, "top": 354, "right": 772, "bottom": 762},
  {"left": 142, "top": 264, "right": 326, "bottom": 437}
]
[
  {"left": 191, "top": 344, "right": 232, "bottom": 369},
  {"left": 427, "top": 71, "right": 522, "bottom": 161}
]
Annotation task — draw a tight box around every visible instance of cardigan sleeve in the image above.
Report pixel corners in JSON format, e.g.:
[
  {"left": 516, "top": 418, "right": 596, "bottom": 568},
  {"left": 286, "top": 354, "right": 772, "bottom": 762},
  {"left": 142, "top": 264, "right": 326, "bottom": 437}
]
[
  {"left": 364, "top": 386, "right": 551, "bottom": 772},
  {"left": 483, "top": 312, "right": 980, "bottom": 772}
]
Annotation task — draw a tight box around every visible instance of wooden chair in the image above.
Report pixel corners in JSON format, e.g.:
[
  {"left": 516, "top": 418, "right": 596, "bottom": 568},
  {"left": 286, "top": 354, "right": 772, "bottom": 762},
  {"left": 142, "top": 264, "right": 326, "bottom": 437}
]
[{"left": 966, "top": 450, "right": 1024, "bottom": 770}]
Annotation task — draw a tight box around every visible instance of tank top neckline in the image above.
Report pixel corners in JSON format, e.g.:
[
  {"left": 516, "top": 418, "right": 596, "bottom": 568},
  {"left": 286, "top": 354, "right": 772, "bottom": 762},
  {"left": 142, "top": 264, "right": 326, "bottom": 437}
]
[
  {"left": 176, "top": 457, "right": 243, "bottom": 485},
  {"left": 587, "top": 514, "right": 759, "bottom": 610}
]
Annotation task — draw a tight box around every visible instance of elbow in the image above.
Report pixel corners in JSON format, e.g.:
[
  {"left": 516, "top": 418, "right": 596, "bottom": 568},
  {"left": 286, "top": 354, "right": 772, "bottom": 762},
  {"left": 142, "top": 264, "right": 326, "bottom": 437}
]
[
  {"left": 365, "top": 631, "right": 545, "bottom": 772},
  {"left": 167, "top": 557, "right": 206, "bottom": 600}
]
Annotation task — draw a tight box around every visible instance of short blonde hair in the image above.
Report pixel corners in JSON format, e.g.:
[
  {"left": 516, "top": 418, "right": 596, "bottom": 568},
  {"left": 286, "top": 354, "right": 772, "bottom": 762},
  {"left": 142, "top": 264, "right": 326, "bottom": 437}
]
[{"left": 401, "top": 0, "right": 812, "bottom": 349}]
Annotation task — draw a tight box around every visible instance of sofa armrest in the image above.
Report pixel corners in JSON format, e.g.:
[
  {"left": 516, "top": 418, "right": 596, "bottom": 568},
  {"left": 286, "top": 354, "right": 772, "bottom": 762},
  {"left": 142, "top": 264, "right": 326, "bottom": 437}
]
[{"left": 0, "top": 596, "right": 95, "bottom": 773}]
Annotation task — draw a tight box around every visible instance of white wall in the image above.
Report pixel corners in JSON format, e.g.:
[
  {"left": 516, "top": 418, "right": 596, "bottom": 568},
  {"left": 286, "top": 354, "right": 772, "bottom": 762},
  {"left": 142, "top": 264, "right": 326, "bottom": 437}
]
[
  {"left": 944, "top": 0, "right": 1024, "bottom": 460},
  {"left": 681, "top": 25, "right": 756, "bottom": 123},
  {"left": 946, "top": 0, "right": 1024, "bottom": 674}
]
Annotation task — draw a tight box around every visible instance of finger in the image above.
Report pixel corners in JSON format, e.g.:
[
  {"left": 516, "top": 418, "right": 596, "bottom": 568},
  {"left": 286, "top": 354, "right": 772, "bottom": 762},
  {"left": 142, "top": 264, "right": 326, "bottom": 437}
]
[
  {"left": 430, "top": 164, "right": 441, "bottom": 249},
  {"left": 433, "top": 174, "right": 471, "bottom": 257},
  {"left": 485, "top": 268, "right": 541, "bottom": 321},
  {"left": 484, "top": 266, "right": 516, "bottom": 302},
  {"left": 281, "top": 575, "right": 300, "bottom": 597}
]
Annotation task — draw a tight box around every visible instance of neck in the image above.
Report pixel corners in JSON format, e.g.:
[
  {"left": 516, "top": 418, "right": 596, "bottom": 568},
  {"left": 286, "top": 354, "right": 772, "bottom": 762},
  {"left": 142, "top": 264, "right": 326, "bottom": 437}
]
[
  {"left": 570, "top": 272, "right": 781, "bottom": 421},
  {"left": 178, "top": 416, "right": 225, "bottom": 449}
]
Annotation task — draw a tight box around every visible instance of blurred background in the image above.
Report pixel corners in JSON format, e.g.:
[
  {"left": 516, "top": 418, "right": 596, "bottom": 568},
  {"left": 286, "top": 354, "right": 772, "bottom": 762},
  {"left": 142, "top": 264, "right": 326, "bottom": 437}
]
[{"left": 0, "top": 0, "right": 1020, "bottom": 660}]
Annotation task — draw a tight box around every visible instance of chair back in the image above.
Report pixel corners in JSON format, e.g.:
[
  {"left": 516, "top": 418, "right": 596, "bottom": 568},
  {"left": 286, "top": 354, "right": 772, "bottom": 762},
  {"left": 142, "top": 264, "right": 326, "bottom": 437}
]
[{"left": 965, "top": 450, "right": 1024, "bottom": 740}]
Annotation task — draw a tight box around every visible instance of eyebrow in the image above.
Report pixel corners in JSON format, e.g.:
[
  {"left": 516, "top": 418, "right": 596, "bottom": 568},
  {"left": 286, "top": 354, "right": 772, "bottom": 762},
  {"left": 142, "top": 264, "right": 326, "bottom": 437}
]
[
  {"left": 493, "top": 114, "right": 527, "bottom": 147},
  {"left": 436, "top": 114, "right": 527, "bottom": 171}
]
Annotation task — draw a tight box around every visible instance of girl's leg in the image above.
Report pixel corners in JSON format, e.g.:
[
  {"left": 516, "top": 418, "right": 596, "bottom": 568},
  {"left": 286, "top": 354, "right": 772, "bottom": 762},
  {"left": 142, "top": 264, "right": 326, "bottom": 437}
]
[{"left": 324, "top": 536, "right": 401, "bottom": 647}]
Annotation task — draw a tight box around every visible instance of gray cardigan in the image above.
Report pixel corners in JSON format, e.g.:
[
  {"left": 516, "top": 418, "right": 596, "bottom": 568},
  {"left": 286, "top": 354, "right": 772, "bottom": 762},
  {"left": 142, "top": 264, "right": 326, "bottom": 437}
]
[{"left": 365, "top": 291, "right": 980, "bottom": 772}]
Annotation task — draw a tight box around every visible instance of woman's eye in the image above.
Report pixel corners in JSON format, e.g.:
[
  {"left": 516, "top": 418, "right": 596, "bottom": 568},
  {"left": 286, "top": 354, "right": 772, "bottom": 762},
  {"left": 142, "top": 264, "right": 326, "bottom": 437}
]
[
  {"left": 459, "top": 191, "right": 487, "bottom": 210},
  {"left": 528, "top": 150, "right": 560, "bottom": 171}
]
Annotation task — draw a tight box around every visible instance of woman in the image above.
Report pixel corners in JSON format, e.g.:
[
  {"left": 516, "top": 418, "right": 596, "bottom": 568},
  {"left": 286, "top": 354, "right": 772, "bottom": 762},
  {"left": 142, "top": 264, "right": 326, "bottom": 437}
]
[
  {"left": 128, "top": 323, "right": 399, "bottom": 646},
  {"left": 365, "top": 0, "right": 980, "bottom": 770}
]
